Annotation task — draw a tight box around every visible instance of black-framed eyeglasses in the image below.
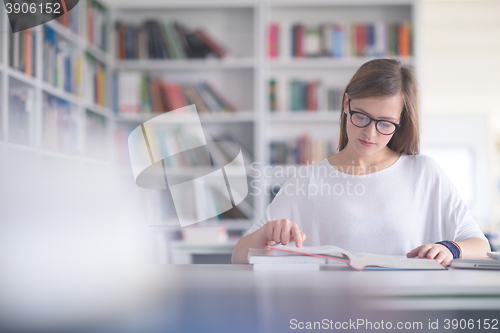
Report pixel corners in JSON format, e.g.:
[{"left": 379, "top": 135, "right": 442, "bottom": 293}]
[{"left": 348, "top": 99, "right": 400, "bottom": 135}]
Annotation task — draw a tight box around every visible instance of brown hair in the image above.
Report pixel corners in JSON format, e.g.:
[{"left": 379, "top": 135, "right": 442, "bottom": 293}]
[{"left": 338, "top": 58, "right": 420, "bottom": 155}]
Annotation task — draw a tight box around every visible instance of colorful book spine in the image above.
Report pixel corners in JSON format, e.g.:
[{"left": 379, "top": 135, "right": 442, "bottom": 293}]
[
  {"left": 87, "top": 0, "right": 108, "bottom": 51},
  {"left": 43, "top": 26, "right": 82, "bottom": 95},
  {"left": 9, "top": 28, "right": 36, "bottom": 77},
  {"left": 115, "top": 20, "right": 228, "bottom": 60},
  {"left": 269, "top": 135, "right": 339, "bottom": 165},
  {"left": 271, "top": 78, "right": 343, "bottom": 112},
  {"left": 271, "top": 21, "right": 412, "bottom": 59},
  {"left": 117, "top": 75, "right": 237, "bottom": 115},
  {"left": 86, "top": 53, "right": 107, "bottom": 107}
]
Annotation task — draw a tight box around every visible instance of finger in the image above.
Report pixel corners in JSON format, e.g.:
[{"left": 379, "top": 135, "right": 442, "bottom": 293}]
[
  {"left": 264, "top": 223, "right": 274, "bottom": 242},
  {"left": 435, "top": 251, "right": 451, "bottom": 266},
  {"left": 426, "top": 246, "right": 440, "bottom": 260},
  {"left": 267, "top": 241, "right": 277, "bottom": 246},
  {"left": 280, "top": 222, "right": 292, "bottom": 245},
  {"left": 273, "top": 220, "right": 283, "bottom": 243},
  {"left": 418, "top": 245, "right": 432, "bottom": 258},
  {"left": 301, "top": 232, "right": 307, "bottom": 242},
  {"left": 406, "top": 246, "right": 421, "bottom": 258},
  {"left": 290, "top": 225, "right": 302, "bottom": 247}
]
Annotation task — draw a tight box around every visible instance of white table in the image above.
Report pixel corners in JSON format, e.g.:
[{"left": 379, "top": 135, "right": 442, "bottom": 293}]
[{"left": 90, "top": 265, "right": 500, "bottom": 333}]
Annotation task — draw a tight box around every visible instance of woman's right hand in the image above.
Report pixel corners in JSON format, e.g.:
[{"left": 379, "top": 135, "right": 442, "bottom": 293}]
[{"left": 260, "top": 219, "right": 306, "bottom": 247}]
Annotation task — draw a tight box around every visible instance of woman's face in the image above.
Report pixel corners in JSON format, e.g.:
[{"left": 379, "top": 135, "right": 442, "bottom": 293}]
[{"left": 343, "top": 93, "right": 403, "bottom": 157}]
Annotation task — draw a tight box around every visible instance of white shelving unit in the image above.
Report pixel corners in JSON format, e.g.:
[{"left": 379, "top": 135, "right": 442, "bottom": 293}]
[
  {"left": 0, "top": 0, "right": 114, "bottom": 162},
  {"left": 1, "top": 0, "right": 420, "bottom": 263}
]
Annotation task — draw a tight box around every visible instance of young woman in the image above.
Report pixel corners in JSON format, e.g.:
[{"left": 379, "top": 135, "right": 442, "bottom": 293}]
[{"left": 232, "top": 58, "right": 490, "bottom": 266}]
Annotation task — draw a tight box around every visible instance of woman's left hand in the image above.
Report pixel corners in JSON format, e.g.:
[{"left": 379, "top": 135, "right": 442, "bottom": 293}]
[{"left": 406, "top": 244, "right": 453, "bottom": 267}]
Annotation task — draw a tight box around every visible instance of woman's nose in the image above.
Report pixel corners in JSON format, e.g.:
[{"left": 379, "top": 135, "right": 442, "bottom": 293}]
[{"left": 363, "top": 121, "right": 378, "bottom": 137}]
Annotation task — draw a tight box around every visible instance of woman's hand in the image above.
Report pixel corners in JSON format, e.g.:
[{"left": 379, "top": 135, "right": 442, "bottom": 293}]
[
  {"left": 261, "top": 219, "right": 307, "bottom": 247},
  {"left": 406, "top": 244, "right": 453, "bottom": 267}
]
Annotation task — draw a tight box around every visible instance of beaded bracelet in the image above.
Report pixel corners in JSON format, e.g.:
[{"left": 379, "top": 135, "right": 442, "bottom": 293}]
[{"left": 436, "top": 240, "right": 462, "bottom": 259}]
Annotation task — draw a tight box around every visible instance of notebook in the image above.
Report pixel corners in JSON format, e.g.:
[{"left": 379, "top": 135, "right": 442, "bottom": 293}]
[{"left": 450, "top": 258, "right": 500, "bottom": 270}]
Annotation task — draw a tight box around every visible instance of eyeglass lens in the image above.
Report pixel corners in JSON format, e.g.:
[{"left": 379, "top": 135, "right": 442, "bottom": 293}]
[{"left": 351, "top": 113, "right": 396, "bottom": 135}]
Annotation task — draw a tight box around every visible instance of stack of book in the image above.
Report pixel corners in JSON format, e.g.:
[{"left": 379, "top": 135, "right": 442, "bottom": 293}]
[
  {"left": 269, "top": 79, "right": 343, "bottom": 112},
  {"left": 9, "top": 28, "right": 36, "bottom": 77},
  {"left": 86, "top": 53, "right": 107, "bottom": 106},
  {"left": 43, "top": 26, "right": 83, "bottom": 95},
  {"left": 87, "top": 0, "right": 108, "bottom": 51},
  {"left": 249, "top": 248, "right": 326, "bottom": 271},
  {"left": 268, "top": 21, "right": 411, "bottom": 58},
  {"left": 116, "top": 20, "right": 227, "bottom": 59},
  {"left": 269, "top": 134, "right": 338, "bottom": 165},
  {"left": 117, "top": 73, "right": 236, "bottom": 115}
]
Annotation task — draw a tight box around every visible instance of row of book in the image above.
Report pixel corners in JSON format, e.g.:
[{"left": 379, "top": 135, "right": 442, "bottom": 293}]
[
  {"left": 87, "top": 0, "right": 108, "bottom": 51},
  {"left": 85, "top": 110, "right": 107, "bottom": 159},
  {"left": 86, "top": 53, "right": 107, "bottom": 107},
  {"left": 9, "top": 29, "right": 37, "bottom": 77},
  {"left": 270, "top": 134, "right": 338, "bottom": 165},
  {"left": 8, "top": 88, "right": 34, "bottom": 146},
  {"left": 115, "top": 20, "right": 227, "bottom": 59},
  {"left": 269, "top": 79, "right": 343, "bottom": 112},
  {"left": 44, "top": 26, "right": 83, "bottom": 95},
  {"left": 268, "top": 21, "right": 411, "bottom": 58},
  {"left": 117, "top": 73, "right": 236, "bottom": 115},
  {"left": 43, "top": 93, "right": 79, "bottom": 154}
]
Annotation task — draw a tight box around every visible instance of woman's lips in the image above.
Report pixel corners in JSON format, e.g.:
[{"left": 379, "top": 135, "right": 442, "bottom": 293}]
[{"left": 359, "top": 139, "right": 374, "bottom": 147}]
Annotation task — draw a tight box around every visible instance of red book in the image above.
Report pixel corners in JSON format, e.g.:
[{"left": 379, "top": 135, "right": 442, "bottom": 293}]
[
  {"left": 194, "top": 29, "right": 227, "bottom": 58},
  {"left": 398, "top": 21, "right": 411, "bottom": 56},
  {"left": 355, "top": 24, "right": 367, "bottom": 57},
  {"left": 150, "top": 78, "right": 164, "bottom": 112},
  {"left": 25, "top": 29, "right": 32, "bottom": 76},
  {"left": 162, "top": 81, "right": 177, "bottom": 111},
  {"left": 268, "top": 23, "right": 279, "bottom": 58},
  {"left": 308, "top": 82, "right": 317, "bottom": 111},
  {"left": 295, "top": 24, "right": 304, "bottom": 58}
]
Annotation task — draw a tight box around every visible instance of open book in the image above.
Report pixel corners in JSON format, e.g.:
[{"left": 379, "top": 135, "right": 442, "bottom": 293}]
[{"left": 266, "top": 244, "right": 445, "bottom": 271}]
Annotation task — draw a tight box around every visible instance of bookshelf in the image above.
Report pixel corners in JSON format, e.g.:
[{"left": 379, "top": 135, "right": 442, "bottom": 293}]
[
  {"left": 0, "top": 0, "right": 420, "bottom": 263},
  {"left": 0, "top": 0, "right": 114, "bottom": 161}
]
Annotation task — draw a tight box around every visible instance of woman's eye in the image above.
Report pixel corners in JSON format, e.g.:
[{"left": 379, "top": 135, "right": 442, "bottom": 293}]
[
  {"left": 354, "top": 113, "right": 368, "bottom": 122},
  {"left": 379, "top": 121, "right": 392, "bottom": 129}
]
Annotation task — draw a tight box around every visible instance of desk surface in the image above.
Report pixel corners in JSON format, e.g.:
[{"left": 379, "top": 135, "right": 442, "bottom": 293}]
[
  {"left": 6, "top": 264, "right": 500, "bottom": 333},
  {"left": 126, "top": 265, "right": 500, "bottom": 333}
]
